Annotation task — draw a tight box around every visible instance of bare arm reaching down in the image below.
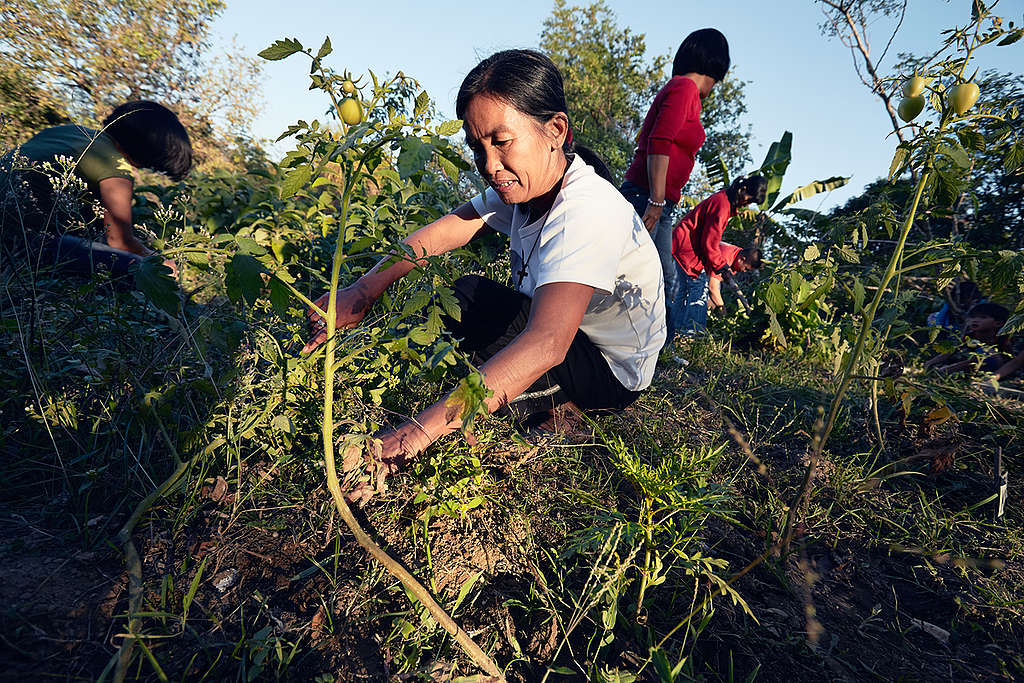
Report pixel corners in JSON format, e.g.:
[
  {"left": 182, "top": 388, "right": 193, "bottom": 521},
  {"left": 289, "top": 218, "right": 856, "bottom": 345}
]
[
  {"left": 376, "top": 281, "right": 594, "bottom": 459},
  {"left": 98, "top": 176, "right": 152, "bottom": 258},
  {"left": 302, "top": 201, "right": 487, "bottom": 352}
]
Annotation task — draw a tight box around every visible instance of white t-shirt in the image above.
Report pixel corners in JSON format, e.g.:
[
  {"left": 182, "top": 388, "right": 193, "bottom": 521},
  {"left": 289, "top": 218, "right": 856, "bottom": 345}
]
[{"left": 470, "top": 155, "right": 666, "bottom": 391}]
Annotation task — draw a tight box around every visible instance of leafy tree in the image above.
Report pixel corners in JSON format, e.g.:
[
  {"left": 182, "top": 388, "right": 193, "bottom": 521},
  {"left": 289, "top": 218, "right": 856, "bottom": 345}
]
[
  {"left": 0, "top": 0, "right": 263, "bottom": 170},
  {"left": 540, "top": 0, "right": 751, "bottom": 182},
  {"left": 699, "top": 71, "right": 752, "bottom": 173},
  {"left": 0, "top": 56, "right": 68, "bottom": 147},
  {"left": 540, "top": 0, "right": 666, "bottom": 180}
]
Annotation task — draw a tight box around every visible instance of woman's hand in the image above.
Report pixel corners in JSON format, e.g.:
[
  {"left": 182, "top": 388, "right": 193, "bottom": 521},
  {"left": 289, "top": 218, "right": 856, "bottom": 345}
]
[
  {"left": 378, "top": 423, "right": 432, "bottom": 463},
  {"left": 339, "top": 424, "right": 430, "bottom": 505},
  {"left": 302, "top": 282, "right": 374, "bottom": 353},
  {"left": 642, "top": 202, "right": 663, "bottom": 232},
  {"left": 163, "top": 258, "right": 179, "bottom": 278}
]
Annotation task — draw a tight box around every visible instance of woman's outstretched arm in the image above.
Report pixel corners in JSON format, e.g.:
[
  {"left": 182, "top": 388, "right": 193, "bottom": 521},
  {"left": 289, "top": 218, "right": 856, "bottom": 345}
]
[
  {"left": 303, "top": 201, "right": 486, "bottom": 351},
  {"left": 377, "top": 281, "right": 594, "bottom": 458}
]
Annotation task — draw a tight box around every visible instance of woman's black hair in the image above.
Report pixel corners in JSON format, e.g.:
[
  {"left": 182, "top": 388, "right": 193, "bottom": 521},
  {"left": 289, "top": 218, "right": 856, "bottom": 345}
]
[
  {"left": 727, "top": 174, "right": 768, "bottom": 207},
  {"left": 740, "top": 246, "right": 764, "bottom": 270},
  {"left": 574, "top": 144, "right": 614, "bottom": 184},
  {"left": 967, "top": 302, "right": 1009, "bottom": 324},
  {"left": 672, "top": 28, "right": 730, "bottom": 81},
  {"left": 456, "top": 49, "right": 574, "bottom": 153},
  {"left": 102, "top": 101, "right": 193, "bottom": 181}
]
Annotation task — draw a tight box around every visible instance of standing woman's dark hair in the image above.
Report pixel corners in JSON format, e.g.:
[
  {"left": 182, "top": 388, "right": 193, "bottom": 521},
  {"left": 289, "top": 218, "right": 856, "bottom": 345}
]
[
  {"left": 456, "top": 49, "right": 575, "bottom": 154},
  {"left": 103, "top": 101, "right": 193, "bottom": 181},
  {"left": 672, "top": 28, "right": 731, "bottom": 81}
]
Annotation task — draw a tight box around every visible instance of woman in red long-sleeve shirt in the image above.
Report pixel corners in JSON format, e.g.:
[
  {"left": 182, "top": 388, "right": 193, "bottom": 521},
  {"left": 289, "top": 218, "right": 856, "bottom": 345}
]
[
  {"left": 620, "top": 28, "right": 730, "bottom": 333},
  {"left": 671, "top": 175, "right": 767, "bottom": 336}
]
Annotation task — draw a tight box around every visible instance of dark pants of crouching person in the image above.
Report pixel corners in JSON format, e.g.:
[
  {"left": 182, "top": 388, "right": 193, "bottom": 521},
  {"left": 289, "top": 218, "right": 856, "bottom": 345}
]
[{"left": 443, "top": 274, "right": 640, "bottom": 419}]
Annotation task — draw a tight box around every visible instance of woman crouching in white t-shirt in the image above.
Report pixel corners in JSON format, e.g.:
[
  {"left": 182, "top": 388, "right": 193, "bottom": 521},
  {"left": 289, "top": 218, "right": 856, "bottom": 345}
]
[{"left": 304, "top": 49, "right": 666, "bottom": 503}]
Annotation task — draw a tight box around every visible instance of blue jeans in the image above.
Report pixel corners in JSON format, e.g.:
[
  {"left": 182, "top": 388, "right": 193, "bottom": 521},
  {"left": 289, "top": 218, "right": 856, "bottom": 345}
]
[
  {"left": 672, "top": 266, "right": 709, "bottom": 336},
  {"left": 619, "top": 181, "right": 678, "bottom": 317}
]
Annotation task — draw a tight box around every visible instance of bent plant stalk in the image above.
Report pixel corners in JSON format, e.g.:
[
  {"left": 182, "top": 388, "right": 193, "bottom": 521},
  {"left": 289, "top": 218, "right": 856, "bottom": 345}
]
[
  {"left": 103, "top": 415, "right": 190, "bottom": 683},
  {"left": 781, "top": 165, "right": 932, "bottom": 552},
  {"left": 318, "top": 155, "right": 503, "bottom": 680}
]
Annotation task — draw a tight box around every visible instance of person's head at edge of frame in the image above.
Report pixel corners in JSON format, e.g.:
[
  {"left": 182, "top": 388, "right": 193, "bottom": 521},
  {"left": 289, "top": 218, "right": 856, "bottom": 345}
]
[
  {"left": 103, "top": 101, "right": 193, "bottom": 181},
  {"left": 964, "top": 302, "right": 1009, "bottom": 344},
  {"left": 457, "top": 49, "right": 587, "bottom": 208},
  {"left": 732, "top": 246, "right": 763, "bottom": 274},
  {"left": 673, "top": 28, "right": 731, "bottom": 99}
]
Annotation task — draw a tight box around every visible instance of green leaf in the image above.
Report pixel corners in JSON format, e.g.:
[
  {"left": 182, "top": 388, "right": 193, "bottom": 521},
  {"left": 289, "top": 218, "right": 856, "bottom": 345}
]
[
  {"left": 651, "top": 649, "right": 673, "bottom": 682},
  {"left": 134, "top": 256, "right": 179, "bottom": 315},
  {"left": 764, "top": 282, "right": 786, "bottom": 314},
  {"left": 235, "top": 236, "right": 266, "bottom": 256},
  {"left": 268, "top": 277, "right": 291, "bottom": 315},
  {"left": 316, "top": 36, "right": 332, "bottom": 59},
  {"left": 937, "top": 143, "right": 971, "bottom": 169},
  {"left": 437, "top": 119, "right": 463, "bottom": 136},
  {"left": 451, "top": 571, "right": 482, "bottom": 614},
  {"left": 271, "top": 414, "right": 296, "bottom": 435},
  {"left": 770, "top": 176, "right": 849, "bottom": 212},
  {"left": 1001, "top": 311, "right": 1024, "bottom": 336},
  {"left": 889, "top": 145, "right": 910, "bottom": 181},
  {"left": 758, "top": 131, "right": 793, "bottom": 209},
  {"left": 182, "top": 556, "right": 208, "bottom": 622},
  {"left": 407, "top": 325, "right": 436, "bottom": 345},
  {"left": 997, "top": 28, "right": 1023, "bottom": 46},
  {"left": 835, "top": 245, "right": 860, "bottom": 264},
  {"left": 280, "top": 164, "right": 312, "bottom": 198},
  {"left": 706, "top": 153, "right": 731, "bottom": 190},
  {"left": 1003, "top": 141, "right": 1024, "bottom": 175},
  {"left": 853, "top": 278, "right": 865, "bottom": 312},
  {"left": 397, "top": 137, "right": 433, "bottom": 179},
  {"left": 437, "top": 287, "right": 462, "bottom": 322},
  {"left": 802, "top": 244, "right": 820, "bottom": 261},
  {"left": 258, "top": 38, "right": 303, "bottom": 61},
  {"left": 401, "top": 291, "right": 432, "bottom": 316},
  {"left": 956, "top": 129, "right": 985, "bottom": 152},
  {"left": 414, "top": 90, "right": 430, "bottom": 118},
  {"left": 438, "top": 154, "right": 459, "bottom": 181},
  {"left": 226, "top": 253, "right": 265, "bottom": 306},
  {"left": 767, "top": 310, "right": 788, "bottom": 349},
  {"left": 971, "top": 0, "right": 986, "bottom": 21}
]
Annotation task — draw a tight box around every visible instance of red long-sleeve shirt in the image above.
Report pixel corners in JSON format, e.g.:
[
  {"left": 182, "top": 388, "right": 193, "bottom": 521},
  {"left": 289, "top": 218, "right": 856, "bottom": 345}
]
[
  {"left": 672, "top": 190, "right": 736, "bottom": 277},
  {"left": 624, "top": 76, "right": 705, "bottom": 204}
]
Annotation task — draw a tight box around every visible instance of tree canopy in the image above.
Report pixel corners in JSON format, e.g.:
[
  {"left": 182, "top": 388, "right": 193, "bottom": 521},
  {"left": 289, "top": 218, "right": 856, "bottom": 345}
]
[
  {"left": 0, "top": 0, "right": 263, "bottom": 170},
  {"left": 540, "top": 0, "right": 752, "bottom": 184}
]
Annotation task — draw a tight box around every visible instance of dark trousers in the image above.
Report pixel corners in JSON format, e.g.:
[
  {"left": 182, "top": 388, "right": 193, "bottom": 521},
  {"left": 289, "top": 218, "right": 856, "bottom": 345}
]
[
  {"left": 41, "top": 234, "right": 143, "bottom": 280},
  {"left": 445, "top": 275, "right": 641, "bottom": 413}
]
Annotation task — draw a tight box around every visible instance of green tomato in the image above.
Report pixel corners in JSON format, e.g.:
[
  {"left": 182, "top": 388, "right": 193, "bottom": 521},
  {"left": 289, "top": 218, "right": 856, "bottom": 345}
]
[
  {"left": 897, "top": 95, "right": 925, "bottom": 122},
  {"left": 342, "top": 80, "right": 356, "bottom": 94},
  {"left": 902, "top": 75, "right": 926, "bottom": 98},
  {"left": 948, "top": 82, "right": 980, "bottom": 115},
  {"left": 339, "top": 97, "right": 363, "bottom": 125}
]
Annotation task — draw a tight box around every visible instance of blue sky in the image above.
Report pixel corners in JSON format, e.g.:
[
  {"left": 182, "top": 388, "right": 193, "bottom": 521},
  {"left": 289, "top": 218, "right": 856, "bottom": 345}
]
[{"left": 212, "top": 0, "right": 1021, "bottom": 211}]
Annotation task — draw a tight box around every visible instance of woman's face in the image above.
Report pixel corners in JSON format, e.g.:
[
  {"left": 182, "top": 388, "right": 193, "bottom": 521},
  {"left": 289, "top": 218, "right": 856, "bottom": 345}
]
[{"left": 463, "top": 94, "right": 567, "bottom": 205}]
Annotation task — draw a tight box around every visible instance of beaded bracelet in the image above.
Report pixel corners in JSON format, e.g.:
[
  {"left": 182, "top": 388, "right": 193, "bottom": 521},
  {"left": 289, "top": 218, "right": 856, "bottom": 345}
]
[{"left": 647, "top": 198, "right": 666, "bottom": 207}]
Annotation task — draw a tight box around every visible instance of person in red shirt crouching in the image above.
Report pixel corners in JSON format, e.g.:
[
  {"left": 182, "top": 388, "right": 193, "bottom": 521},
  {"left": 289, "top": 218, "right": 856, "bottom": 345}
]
[{"left": 670, "top": 175, "right": 767, "bottom": 337}]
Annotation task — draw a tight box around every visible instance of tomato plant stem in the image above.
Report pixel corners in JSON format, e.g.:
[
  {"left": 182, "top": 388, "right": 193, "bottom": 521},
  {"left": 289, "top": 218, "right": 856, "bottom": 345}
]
[
  {"left": 316, "top": 150, "right": 503, "bottom": 680},
  {"left": 781, "top": 166, "right": 932, "bottom": 553}
]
